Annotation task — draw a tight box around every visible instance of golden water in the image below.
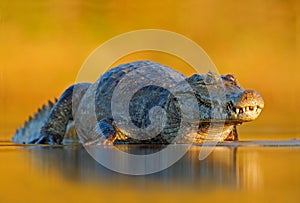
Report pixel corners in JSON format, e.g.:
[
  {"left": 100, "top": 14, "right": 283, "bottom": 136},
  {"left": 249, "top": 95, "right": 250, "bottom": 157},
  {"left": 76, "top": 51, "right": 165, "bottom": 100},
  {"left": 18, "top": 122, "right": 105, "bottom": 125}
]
[{"left": 1, "top": 139, "right": 299, "bottom": 203}]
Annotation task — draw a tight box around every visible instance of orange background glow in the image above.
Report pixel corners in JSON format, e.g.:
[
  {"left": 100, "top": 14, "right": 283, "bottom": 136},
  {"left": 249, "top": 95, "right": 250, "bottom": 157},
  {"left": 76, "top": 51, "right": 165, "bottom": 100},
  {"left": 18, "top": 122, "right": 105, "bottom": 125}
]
[{"left": 0, "top": 0, "right": 299, "bottom": 139}]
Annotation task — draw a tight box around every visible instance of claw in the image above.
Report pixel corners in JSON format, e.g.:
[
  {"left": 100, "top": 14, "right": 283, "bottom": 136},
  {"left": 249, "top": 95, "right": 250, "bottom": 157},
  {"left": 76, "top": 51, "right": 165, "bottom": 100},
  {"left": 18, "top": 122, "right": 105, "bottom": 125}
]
[
  {"left": 84, "top": 135, "right": 116, "bottom": 146},
  {"left": 97, "top": 137, "right": 116, "bottom": 145}
]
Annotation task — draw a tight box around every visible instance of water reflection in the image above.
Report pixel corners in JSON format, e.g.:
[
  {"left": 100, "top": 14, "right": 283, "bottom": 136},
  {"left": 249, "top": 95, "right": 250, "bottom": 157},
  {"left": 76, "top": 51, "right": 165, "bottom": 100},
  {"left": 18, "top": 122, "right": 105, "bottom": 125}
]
[{"left": 27, "top": 144, "right": 262, "bottom": 190}]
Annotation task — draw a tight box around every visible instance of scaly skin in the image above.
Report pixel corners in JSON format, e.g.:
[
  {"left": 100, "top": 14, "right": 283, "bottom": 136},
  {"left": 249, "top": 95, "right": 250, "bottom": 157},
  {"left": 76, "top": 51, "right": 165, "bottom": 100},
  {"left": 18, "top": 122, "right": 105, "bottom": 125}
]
[{"left": 12, "top": 60, "right": 264, "bottom": 145}]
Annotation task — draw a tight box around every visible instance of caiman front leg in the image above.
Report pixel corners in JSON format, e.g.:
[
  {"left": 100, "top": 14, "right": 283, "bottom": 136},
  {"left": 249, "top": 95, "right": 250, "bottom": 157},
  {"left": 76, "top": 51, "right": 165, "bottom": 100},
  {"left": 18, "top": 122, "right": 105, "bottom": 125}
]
[
  {"left": 224, "top": 125, "right": 239, "bottom": 141},
  {"left": 84, "top": 117, "right": 117, "bottom": 145},
  {"left": 30, "top": 83, "right": 90, "bottom": 144}
]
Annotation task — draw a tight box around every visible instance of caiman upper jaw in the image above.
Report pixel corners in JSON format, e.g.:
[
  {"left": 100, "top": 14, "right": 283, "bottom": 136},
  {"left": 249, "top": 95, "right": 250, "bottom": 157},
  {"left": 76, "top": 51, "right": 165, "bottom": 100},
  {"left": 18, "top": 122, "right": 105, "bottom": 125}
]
[{"left": 229, "top": 90, "right": 264, "bottom": 122}]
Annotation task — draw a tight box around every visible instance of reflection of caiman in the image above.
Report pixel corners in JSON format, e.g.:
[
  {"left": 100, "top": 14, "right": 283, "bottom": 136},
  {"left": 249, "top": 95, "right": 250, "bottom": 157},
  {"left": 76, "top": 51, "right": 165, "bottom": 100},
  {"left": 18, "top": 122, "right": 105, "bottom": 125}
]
[
  {"left": 12, "top": 60, "right": 264, "bottom": 145},
  {"left": 30, "top": 145, "right": 242, "bottom": 188}
]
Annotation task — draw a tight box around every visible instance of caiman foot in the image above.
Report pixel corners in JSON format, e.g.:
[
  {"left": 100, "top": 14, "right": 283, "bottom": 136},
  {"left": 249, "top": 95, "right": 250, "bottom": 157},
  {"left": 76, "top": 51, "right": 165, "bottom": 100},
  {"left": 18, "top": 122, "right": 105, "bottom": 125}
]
[
  {"left": 84, "top": 117, "right": 117, "bottom": 146},
  {"left": 29, "top": 134, "right": 63, "bottom": 145},
  {"left": 84, "top": 136, "right": 116, "bottom": 146},
  {"left": 224, "top": 125, "right": 239, "bottom": 141}
]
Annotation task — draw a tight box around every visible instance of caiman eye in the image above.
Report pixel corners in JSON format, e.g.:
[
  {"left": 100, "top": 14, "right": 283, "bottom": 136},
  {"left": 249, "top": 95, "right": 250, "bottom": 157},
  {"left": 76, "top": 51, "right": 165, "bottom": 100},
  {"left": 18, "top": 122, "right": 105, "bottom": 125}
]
[{"left": 225, "top": 74, "right": 237, "bottom": 82}]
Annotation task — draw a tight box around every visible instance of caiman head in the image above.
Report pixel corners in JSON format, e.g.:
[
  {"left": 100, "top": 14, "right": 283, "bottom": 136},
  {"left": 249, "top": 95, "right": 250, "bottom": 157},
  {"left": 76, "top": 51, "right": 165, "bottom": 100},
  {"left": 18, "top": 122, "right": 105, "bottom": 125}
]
[{"left": 187, "top": 71, "right": 264, "bottom": 125}]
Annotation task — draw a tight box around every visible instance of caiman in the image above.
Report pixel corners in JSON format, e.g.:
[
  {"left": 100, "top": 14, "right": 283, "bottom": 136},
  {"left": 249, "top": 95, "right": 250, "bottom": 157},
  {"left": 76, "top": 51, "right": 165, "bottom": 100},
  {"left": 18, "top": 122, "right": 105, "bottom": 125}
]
[{"left": 12, "top": 60, "right": 264, "bottom": 145}]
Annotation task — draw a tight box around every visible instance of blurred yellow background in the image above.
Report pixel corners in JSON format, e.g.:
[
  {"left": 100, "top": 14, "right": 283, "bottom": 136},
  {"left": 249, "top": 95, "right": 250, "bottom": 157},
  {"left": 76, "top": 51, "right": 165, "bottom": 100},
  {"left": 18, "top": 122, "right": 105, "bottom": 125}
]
[{"left": 0, "top": 0, "right": 299, "bottom": 139}]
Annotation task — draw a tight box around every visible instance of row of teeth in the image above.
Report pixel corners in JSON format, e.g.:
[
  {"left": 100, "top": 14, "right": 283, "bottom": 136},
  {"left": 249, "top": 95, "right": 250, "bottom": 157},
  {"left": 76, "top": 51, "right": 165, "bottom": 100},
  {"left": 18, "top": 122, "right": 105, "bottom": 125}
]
[{"left": 233, "top": 106, "right": 260, "bottom": 114}]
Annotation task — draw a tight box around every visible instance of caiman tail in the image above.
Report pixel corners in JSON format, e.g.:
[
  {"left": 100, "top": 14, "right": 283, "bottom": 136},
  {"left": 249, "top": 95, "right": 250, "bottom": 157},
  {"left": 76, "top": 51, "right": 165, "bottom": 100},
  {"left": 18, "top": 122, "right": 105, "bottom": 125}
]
[
  {"left": 12, "top": 83, "right": 91, "bottom": 144},
  {"left": 12, "top": 99, "right": 57, "bottom": 144}
]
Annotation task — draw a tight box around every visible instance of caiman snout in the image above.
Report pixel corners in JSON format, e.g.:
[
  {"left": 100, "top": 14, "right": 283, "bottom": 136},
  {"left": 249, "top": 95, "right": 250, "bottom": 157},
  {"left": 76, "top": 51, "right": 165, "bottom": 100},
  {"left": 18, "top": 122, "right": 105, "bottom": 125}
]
[{"left": 233, "top": 90, "right": 264, "bottom": 121}]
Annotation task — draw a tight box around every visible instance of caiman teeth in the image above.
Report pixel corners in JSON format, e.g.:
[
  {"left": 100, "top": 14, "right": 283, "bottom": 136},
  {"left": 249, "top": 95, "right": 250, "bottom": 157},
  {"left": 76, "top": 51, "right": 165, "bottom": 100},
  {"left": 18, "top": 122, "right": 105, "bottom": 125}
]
[{"left": 233, "top": 105, "right": 261, "bottom": 114}]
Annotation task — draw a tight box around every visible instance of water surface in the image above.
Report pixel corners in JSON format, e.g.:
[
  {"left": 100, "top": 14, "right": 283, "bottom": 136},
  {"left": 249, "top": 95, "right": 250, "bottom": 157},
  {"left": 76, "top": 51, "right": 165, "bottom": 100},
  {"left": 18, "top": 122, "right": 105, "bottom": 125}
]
[{"left": 0, "top": 139, "right": 299, "bottom": 203}]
